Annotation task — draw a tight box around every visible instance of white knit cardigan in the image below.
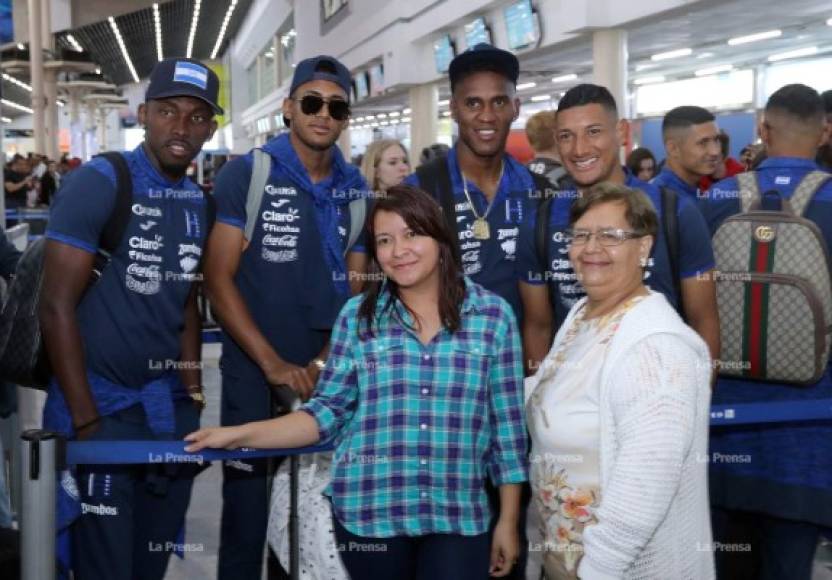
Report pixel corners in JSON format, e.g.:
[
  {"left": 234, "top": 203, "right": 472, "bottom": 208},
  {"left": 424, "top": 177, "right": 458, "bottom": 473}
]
[{"left": 527, "top": 291, "right": 715, "bottom": 580}]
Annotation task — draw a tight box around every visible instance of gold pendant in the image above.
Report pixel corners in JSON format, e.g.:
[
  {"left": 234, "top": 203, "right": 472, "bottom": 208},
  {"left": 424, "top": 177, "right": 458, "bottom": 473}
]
[{"left": 472, "top": 217, "right": 490, "bottom": 240}]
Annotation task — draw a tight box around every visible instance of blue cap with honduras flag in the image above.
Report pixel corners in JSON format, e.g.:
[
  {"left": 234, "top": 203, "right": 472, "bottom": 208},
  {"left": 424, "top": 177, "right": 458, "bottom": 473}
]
[{"left": 145, "top": 57, "right": 223, "bottom": 115}]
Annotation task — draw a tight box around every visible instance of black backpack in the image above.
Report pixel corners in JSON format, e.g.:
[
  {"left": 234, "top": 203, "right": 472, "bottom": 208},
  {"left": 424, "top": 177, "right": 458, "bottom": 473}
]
[{"left": 0, "top": 153, "right": 215, "bottom": 389}]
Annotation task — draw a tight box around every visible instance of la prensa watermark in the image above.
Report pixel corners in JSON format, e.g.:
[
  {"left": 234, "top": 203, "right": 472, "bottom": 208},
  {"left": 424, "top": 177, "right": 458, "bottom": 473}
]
[{"left": 696, "top": 541, "right": 751, "bottom": 552}]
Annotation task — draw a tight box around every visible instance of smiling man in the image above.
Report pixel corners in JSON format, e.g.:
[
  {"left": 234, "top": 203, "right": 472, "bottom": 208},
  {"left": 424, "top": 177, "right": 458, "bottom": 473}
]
[
  {"left": 652, "top": 105, "right": 722, "bottom": 200},
  {"left": 39, "top": 57, "right": 220, "bottom": 580},
  {"left": 204, "top": 54, "right": 368, "bottom": 579},
  {"left": 518, "top": 84, "right": 720, "bottom": 371},
  {"left": 404, "top": 42, "right": 546, "bottom": 580},
  {"left": 405, "top": 43, "right": 545, "bottom": 325}
]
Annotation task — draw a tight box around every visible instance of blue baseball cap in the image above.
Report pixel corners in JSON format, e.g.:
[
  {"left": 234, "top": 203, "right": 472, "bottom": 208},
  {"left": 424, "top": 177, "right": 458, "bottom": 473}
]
[
  {"left": 290, "top": 55, "right": 352, "bottom": 100},
  {"left": 449, "top": 43, "right": 519, "bottom": 89},
  {"left": 145, "top": 57, "right": 223, "bottom": 115}
]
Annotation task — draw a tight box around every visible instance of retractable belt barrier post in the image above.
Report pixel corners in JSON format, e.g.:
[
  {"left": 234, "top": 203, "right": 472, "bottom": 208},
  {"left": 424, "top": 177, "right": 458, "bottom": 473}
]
[
  {"left": 21, "top": 430, "right": 60, "bottom": 580},
  {"left": 18, "top": 398, "right": 832, "bottom": 578}
]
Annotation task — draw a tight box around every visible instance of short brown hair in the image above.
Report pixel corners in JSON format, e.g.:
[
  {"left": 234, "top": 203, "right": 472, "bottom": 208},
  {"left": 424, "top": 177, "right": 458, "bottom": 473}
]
[
  {"left": 569, "top": 181, "right": 658, "bottom": 238},
  {"left": 525, "top": 110, "right": 557, "bottom": 152}
]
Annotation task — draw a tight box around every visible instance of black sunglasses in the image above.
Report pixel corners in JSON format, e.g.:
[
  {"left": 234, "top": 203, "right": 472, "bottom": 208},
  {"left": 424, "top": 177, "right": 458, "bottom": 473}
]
[{"left": 294, "top": 95, "right": 350, "bottom": 121}]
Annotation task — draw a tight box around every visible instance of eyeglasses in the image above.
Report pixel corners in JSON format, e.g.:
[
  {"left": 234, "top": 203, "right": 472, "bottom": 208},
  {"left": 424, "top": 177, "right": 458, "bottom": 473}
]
[
  {"left": 565, "top": 228, "right": 645, "bottom": 246},
  {"left": 294, "top": 95, "right": 350, "bottom": 121}
]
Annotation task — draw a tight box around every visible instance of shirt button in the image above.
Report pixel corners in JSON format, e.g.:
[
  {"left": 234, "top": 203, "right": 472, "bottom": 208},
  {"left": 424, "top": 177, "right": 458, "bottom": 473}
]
[
  {"left": 423, "top": 354, "right": 431, "bottom": 361},
  {"left": 420, "top": 423, "right": 428, "bottom": 430},
  {"left": 420, "top": 459, "right": 427, "bottom": 465},
  {"left": 421, "top": 492, "right": 428, "bottom": 499},
  {"left": 421, "top": 388, "right": 429, "bottom": 395}
]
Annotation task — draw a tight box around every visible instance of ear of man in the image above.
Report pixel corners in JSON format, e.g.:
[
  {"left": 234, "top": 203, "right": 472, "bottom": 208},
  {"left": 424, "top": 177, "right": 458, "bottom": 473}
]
[{"left": 615, "top": 118, "right": 630, "bottom": 151}]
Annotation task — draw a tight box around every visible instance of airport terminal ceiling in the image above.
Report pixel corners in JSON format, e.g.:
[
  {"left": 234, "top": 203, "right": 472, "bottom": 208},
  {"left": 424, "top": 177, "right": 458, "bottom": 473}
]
[
  {"left": 350, "top": 0, "right": 832, "bottom": 118},
  {"left": 2, "top": 0, "right": 832, "bottom": 126}
]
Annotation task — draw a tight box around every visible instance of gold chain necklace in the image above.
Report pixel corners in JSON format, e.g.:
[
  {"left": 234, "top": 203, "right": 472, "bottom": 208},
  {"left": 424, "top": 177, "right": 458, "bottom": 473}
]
[{"left": 460, "top": 161, "right": 504, "bottom": 240}]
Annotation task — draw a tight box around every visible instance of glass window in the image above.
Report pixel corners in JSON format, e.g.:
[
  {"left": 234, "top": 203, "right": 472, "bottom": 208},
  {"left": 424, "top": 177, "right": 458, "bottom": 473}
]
[
  {"left": 765, "top": 58, "right": 832, "bottom": 98},
  {"left": 278, "top": 16, "right": 296, "bottom": 85},
  {"left": 635, "top": 69, "right": 753, "bottom": 116},
  {"left": 247, "top": 62, "right": 258, "bottom": 108},
  {"left": 260, "top": 40, "right": 277, "bottom": 98}
]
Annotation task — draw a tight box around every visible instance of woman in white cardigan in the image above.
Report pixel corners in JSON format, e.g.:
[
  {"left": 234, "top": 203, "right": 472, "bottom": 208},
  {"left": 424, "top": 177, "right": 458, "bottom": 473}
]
[{"left": 525, "top": 182, "right": 714, "bottom": 579}]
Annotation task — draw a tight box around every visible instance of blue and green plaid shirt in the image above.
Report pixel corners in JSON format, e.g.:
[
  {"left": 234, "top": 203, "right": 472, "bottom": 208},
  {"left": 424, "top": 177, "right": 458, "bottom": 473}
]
[{"left": 300, "top": 278, "right": 528, "bottom": 537}]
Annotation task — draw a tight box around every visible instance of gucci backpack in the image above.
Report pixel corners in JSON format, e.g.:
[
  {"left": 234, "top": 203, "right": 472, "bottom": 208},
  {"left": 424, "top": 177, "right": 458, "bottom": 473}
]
[{"left": 712, "top": 170, "right": 832, "bottom": 385}]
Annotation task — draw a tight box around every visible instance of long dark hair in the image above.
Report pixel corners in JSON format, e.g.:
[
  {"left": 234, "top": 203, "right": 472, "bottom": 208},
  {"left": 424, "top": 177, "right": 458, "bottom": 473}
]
[{"left": 358, "top": 184, "right": 465, "bottom": 337}]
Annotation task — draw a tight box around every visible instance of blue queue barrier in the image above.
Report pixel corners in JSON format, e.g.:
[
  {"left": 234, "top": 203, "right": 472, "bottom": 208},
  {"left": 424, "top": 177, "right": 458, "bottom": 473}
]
[
  {"left": 710, "top": 398, "right": 832, "bottom": 426},
  {"left": 20, "top": 398, "right": 832, "bottom": 579},
  {"left": 21, "top": 432, "right": 333, "bottom": 580}
]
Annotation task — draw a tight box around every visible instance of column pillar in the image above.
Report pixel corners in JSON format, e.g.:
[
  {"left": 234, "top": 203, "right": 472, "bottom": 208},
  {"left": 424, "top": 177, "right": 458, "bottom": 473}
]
[
  {"left": 338, "top": 127, "right": 351, "bottom": 162},
  {"left": 592, "top": 29, "right": 629, "bottom": 117},
  {"left": 28, "top": 0, "right": 45, "bottom": 155},
  {"left": 409, "top": 83, "right": 438, "bottom": 167},
  {"left": 41, "top": 0, "right": 58, "bottom": 160}
]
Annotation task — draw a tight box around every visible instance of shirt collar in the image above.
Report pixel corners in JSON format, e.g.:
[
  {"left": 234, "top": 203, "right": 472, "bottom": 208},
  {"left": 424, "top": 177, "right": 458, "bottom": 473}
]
[
  {"left": 373, "top": 277, "right": 485, "bottom": 328},
  {"left": 447, "top": 145, "right": 511, "bottom": 198},
  {"left": 757, "top": 156, "right": 819, "bottom": 172},
  {"left": 134, "top": 143, "right": 190, "bottom": 188},
  {"left": 656, "top": 167, "right": 698, "bottom": 197}
]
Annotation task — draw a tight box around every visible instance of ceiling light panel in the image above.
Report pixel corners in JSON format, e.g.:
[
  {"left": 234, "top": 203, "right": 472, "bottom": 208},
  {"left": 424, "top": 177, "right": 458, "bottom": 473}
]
[
  {"left": 66, "top": 34, "right": 84, "bottom": 52},
  {"left": 2, "top": 73, "right": 32, "bottom": 92},
  {"left": 186, "top": 0, "right": 202, "bottom": 59},
  {"left": 153, "top": 3, "right": 163, "bottom": 61},
  {"left": 651, "top": 48, "right": 692, "bottom": 61},
  {"left": 551, "top": 73, "right": 578, "bottom": 84},
  {"left": 768, "top": 46, "right": 818, "bottom": 62},
  {"left": 728, "top": 30, "right": 782, "bottom": 46},
  {"left": 211, "top": 0, "right": 239, "bottom": 59},
  {"left": 695, "top": 64, "right": 734, "bottom": 77},
  {"left": 108, "top": 16, "right": 139, "bottom": 83},
  {"left": 2, "top": 99, "right": 34, "bottom": 114},
  {"left": 633, "top": 76, "right": 665, "bottom": 85}
]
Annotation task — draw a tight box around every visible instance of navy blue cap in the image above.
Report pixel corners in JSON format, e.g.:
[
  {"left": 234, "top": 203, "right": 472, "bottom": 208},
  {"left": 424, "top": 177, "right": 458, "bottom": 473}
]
[
  {"left": 290, "top": 55, "right": 352, "bottom": 100},
  {"left": 145, "top": 57, "right": 223, "bottom": 115},
  {"left": 449, "top": 43, "right": 519, "bottom": 87}
]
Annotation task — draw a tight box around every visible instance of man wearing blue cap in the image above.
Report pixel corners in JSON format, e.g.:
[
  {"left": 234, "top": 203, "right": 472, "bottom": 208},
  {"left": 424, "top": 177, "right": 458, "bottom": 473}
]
[
  {"left": 404, "top": 42, "right": 542, "bottom": 580},
  {"left": 40, "top": 57, "right": 220, "bottom": 579},
  {"left": 205, "top": 54, "right": 368, "bottom": 579}
]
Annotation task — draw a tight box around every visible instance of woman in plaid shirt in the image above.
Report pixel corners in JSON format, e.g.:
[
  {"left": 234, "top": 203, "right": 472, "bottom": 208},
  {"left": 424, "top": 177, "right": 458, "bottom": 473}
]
[{"left": 187, "top": 185, "right": 528, "bottom": 579}]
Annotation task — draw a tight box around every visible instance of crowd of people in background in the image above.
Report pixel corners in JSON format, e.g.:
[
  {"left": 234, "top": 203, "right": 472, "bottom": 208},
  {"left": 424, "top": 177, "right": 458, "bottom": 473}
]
[{"left": 3, "top": 153, "right": 81, "bottom": 209}]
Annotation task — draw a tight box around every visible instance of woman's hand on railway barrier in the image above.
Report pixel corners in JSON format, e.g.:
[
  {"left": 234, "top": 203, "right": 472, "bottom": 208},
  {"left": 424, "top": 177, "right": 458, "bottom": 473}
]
[{"left": 184, "top": 425, "right": 244, "bottom": 452}]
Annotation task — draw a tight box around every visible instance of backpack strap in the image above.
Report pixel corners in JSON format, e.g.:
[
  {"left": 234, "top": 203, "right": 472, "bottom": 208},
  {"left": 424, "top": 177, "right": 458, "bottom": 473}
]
[
  {"left": 535, "top": 196, "right": 554, "bottom": 274},
  {"left": 416, "top": 156, "right": 456, "bottom": 237},
  {"left": 244, "top": 148, "right": 271, "bottom": 242},
  {"left": 529, "top": 172, "right": 552, "bottom": 201},
  {"left": 94, "top": 152, "right": 133, "bottom": 256},
  {"left": 204, "top": 191, "right": 217, "bottom": 234},
  {"left": 736, "top": 171, "right": 760, "bottom": 213},
  {"left": 790, "top": 170, "right": 831, "bottom": 216},
  {"left": 345, "top": 197, "right": 367, "bottom": 255},
  {"left": 660, "top": 186, "right": 683, "bottom": 313}
]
